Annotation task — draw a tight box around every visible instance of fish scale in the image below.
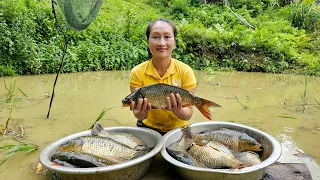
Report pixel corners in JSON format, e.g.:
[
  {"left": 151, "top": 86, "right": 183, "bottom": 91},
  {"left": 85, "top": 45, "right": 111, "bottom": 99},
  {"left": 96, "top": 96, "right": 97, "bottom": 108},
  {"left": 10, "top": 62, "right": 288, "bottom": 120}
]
[
  {"left": 206, "top": 141, "right": 234, "bottom": 157},
  {"left": 141, "top": 84, "right": 195, "bottom": 108},
  {"left": 235, "top": 151, "right": 261, "bottom": 166},
  {"left": 187, "top": 143, "right": 242, "bottom": 169},
  {"left": 79, "top": 136, "right": 137, "bottom": 158}
]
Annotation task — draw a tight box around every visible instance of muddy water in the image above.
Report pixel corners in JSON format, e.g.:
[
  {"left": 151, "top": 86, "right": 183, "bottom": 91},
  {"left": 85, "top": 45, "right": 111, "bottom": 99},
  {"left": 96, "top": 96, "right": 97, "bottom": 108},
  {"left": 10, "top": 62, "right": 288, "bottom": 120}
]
[{"left": 0, "top": 71, "right": 319, "bottom": 180}]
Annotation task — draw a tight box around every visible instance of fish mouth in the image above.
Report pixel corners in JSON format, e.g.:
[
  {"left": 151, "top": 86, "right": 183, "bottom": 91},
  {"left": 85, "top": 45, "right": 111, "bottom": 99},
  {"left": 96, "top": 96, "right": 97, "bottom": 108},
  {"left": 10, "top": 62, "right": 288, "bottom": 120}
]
[
  {"left": 252, "top": 145, "right": 262, "bottom": 151},
  {"left": 122, "top": 103, "right": 130, "bottom": 107},
  {"left": 121, "top": 99, "right": 132, "bottom": 107}
]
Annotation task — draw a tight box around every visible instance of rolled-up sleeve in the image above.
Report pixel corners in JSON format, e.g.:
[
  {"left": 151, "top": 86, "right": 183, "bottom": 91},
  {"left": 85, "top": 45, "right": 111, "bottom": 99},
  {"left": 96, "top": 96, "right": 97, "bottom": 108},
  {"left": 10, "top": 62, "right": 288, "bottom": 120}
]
[{"left": 181, "top": 66, "right": 197, "bottom": 91}]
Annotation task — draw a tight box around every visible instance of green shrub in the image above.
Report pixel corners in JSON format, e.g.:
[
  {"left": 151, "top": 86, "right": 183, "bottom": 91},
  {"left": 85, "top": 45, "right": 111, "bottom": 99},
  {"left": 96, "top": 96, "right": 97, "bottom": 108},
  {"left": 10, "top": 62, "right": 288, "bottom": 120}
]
[
  {"left": 0, "top": 65, "right": 17, "bottom": 76},
  {"left": 289, "top": 2, "right": 320, "bottom": 32}
]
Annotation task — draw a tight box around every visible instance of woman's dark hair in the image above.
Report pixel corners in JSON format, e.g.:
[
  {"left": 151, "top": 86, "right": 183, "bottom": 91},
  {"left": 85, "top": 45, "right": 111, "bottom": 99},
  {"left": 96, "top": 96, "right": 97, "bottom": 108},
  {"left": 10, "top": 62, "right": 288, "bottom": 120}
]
[{"left": 146, "top": 18, "right": 177, "bottom": 59}]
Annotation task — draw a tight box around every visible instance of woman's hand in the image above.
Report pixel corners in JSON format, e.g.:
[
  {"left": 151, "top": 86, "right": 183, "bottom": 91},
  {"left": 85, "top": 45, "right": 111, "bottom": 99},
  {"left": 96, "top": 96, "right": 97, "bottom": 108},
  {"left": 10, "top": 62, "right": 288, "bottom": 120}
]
[
  {"left": 130, "top": 98, "right": 152, "bottom": 120},
  {"left": 163, "top": 93, "right": 193, "bottom": 120}
]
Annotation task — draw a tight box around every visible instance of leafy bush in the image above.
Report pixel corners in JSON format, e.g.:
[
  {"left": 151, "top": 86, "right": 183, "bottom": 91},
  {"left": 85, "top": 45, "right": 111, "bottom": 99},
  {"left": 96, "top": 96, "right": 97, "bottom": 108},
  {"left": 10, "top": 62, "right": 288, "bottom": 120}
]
[{"left": 289, "top": 2, "right": 320, "bottom": 32}]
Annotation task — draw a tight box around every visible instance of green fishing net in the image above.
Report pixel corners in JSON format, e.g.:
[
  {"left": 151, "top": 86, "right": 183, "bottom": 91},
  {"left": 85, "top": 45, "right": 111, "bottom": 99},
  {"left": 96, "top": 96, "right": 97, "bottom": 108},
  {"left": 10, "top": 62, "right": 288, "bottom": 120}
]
[{"left": 55, "top": 0, "right": 103, "bottom": 30}]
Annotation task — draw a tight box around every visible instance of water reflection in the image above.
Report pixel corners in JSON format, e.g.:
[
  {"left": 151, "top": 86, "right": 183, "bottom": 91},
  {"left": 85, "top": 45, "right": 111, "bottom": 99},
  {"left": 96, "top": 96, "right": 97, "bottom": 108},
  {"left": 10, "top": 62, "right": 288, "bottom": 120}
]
[{"left": 0, "top": 71, "right": 319, "bottom": 180}]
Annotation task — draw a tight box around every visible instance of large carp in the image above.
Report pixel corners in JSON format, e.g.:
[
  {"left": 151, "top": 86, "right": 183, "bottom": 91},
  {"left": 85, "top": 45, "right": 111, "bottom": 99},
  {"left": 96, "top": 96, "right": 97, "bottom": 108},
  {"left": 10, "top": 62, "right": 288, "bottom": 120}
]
[
  {"left": 181, "top": 126, "right": 243, "bottom": 169},
  {"left": 195, "top": 128, "right": 262, "bottom": 153},
  {"left": 121, "top": 83, "right": 221, "bottom": 120},
  {"left": 58, "top": 136, "right": 151, "bottom": 163}
]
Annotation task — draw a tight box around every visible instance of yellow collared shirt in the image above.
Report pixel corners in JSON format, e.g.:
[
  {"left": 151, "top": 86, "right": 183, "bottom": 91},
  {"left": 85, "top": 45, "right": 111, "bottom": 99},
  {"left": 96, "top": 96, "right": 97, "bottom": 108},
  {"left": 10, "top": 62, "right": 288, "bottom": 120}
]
[{"left": 130, "top": 58, "right": 197, "bottom": 132}]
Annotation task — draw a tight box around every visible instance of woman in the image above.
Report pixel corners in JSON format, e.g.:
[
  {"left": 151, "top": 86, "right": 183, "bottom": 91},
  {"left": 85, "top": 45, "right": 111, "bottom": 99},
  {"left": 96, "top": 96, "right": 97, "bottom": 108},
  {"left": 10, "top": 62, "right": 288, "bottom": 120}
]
[{"left": 129, "top": 18, "right": 197, "bottom": 134}]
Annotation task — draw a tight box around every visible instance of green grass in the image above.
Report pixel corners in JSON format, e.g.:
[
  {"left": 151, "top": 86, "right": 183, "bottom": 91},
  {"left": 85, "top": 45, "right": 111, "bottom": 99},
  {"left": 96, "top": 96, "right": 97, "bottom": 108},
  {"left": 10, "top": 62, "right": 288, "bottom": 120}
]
[
  {"left": 235, "top": 95, "right": 248, "bottom": 110},
  {"left": 297, "top": 76, "right": 309, "bottom": 113},
  {"left": 3, "top": 80, "right": 28, "bottom": 103},
  {"left": 0, "top": 140, "right": 37, "bottom": 166},
  {"left": 88, "top": 107, "right": 116, "bottom": 129},
  {"left": 1, "top": 80, "right": 28, "bottom": 135}
]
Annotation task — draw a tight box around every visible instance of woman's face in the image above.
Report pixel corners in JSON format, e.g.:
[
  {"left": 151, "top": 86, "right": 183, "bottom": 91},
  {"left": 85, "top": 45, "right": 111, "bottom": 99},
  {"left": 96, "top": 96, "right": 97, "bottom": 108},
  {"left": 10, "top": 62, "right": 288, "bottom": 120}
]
[{"left": 147, "top": 21, "right": 176, "bottom": 60}]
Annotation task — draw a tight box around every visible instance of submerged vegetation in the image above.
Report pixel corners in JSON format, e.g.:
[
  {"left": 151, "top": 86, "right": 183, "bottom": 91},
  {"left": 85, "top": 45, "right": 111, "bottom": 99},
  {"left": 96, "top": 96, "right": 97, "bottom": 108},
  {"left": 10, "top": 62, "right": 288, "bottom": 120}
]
[
  {"left": 1, "top": 80, "right": 28, "bottom": 135},
  {"left": 0, "top": 0, "right": 319, "bottom": 76},
  {"left": 0, "top": 140, "right": 37, "bottom": 166},
  {"left": 0, "top": 81, "right": 37, "bottom": 166},
  {"left": 298, "top": 76, "right": 309, "bottom": 113}
]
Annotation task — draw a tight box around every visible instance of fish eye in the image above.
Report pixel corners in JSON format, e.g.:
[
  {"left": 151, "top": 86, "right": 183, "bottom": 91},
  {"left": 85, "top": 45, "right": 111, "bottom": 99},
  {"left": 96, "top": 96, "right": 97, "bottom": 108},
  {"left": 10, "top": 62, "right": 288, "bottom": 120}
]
[{"left": 186, "top": 143, "right": 194, "bottom": 152}]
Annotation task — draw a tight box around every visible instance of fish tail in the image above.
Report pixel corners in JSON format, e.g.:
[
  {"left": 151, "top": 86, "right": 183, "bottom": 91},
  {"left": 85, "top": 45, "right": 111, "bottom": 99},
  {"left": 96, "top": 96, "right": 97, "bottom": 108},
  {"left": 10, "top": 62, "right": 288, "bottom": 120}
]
[
  {"left": 181, "top": 126, "right": 192, "bottom": 139},
  {"left": 91, "top": 123, "right": 107, "bottom": 136},
  {"left": 196, "top": 98, "right": 221, "bottom": 120}
]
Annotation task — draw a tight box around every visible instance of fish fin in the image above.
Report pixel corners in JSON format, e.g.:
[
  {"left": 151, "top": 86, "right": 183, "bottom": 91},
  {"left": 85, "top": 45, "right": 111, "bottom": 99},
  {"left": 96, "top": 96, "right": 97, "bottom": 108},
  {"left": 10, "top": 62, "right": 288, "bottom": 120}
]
[
  {"left": 142, "top": 147, "right": 154, "bottom": 152},
  {"left": 91, "top": 123, "right": 108, "bottom": 136},
  {"left": 182, "top": 103, "right": 193, "bottom": 107},
  {"left": 181, "top": 126, "right": 193, "bottom": 139},
  {"left": 151, "top": 105, "right": 159, "bottom": 109},
  {"left": 131, "top": 147, "right": 153, "bottom": 159},
  {"left": 51, "top": 162, "right": 61, "bottom": 166},
  {"left": 196, "top": 98, "right": 221, "bottom": 120},
  {"left": 239, "top": 162, "right": 253, "bottom": 169},
  {"left": 133, "top": 145, "right": 148, "bottom": 151}
]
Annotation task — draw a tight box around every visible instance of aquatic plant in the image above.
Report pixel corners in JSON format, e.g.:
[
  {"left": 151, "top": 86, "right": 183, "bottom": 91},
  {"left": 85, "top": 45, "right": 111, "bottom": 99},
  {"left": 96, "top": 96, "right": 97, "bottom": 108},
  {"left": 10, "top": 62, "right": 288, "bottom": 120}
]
[
  {"left": 278, "top": 115, "right": 297, "bottom": 119},
  {"left": 297, "top": 76, "right": 308, "bottom": 113},
  {"left": 235, "top": 95, "right": 248, "bottom": 110},
  {"left": 1, "top": 80, "right": 28, "bottom": 135},
  {"left": 3, "top": 80, "right": 28, "bottom": 103},
  {"left": 0, "top": 140, "right": 37, "bottom": 166},
  {"left": 88, "top": 107, "right": 116, "bottom": 129},
  {"left": 2, "top": 103, "right": 14, "bottom": 136},
  {"left": 315, "top": 98, "right": 320, "bottom": 106}
]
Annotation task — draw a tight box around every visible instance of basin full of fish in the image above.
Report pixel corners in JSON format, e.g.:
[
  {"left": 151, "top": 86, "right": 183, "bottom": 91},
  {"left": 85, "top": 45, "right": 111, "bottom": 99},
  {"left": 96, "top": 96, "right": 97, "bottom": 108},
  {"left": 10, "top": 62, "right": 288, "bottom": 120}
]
[
  {"left": 40, "top": 124, "right": 163, "bottom": 180},
  {"left": 166, "top": 126, "right": 263, "bottom": 169},
  {"left": 161, "top": 121, "right": 282, "bottom": 180},
  {"left": 50, "top": 123, "right": 153, "bottom": 168}
]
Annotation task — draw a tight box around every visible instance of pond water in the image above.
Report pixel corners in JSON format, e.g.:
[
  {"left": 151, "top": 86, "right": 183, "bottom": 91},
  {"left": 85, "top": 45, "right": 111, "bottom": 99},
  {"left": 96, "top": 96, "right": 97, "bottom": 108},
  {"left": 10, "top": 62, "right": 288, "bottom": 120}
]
[{"left": 0, "top": 71, "right": 319, "bottom": 179}]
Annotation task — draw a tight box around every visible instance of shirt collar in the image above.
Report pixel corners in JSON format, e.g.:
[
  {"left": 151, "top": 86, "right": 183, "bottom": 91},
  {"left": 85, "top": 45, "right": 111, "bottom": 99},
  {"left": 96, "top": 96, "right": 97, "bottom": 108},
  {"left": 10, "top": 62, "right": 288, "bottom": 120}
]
[{"left": 145, "top": 58, "right": 176, "bottom": 79}]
